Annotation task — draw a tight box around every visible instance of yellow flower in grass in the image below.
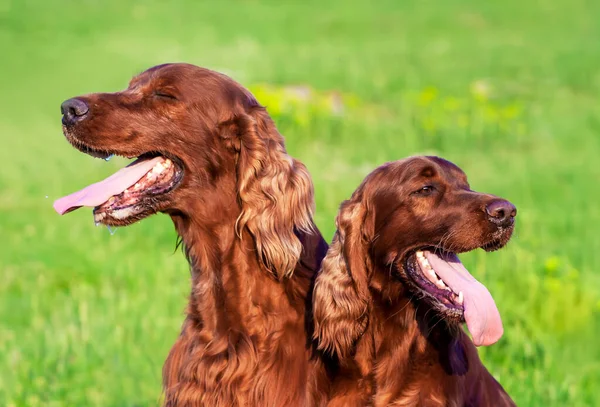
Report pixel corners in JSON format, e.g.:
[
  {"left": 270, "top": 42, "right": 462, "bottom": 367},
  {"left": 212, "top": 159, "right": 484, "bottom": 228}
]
[
  {"left": 248, "top": 83, "right": 357, "bottom": 121},
  {"left": 418, "top": 86, "right": 438, "bottom": 106},
  {"left": 442, "top": 96, "right": 462, "bottom": 112},
  {"left": 544, "top": 276, "right": 561, "bottom": 295},
  {"left": 248, "top": 84, "right": 284, "bottom": 117},
  {"left": 293, "top": 111, "right": 310, "bottom": 127},
  {"left": 544, "top": 256, "right": 561, "bottom": 275},
  {"left": 343, "top": 94, "right": 361, "bottom": 109},
  {"left": 501, "top": 103, "right": 522, "bottom": 120},
  {"left": 421, "top": 116, "right": 437, "bottom": 133},
  {"left": 483, "top": 105, "right": 499, "bottom": 123}
]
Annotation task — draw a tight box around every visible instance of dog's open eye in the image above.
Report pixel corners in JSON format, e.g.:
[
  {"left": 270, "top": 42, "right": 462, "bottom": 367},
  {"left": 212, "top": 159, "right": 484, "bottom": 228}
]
[
  {"left": 153, "top": 91, "right": 178, "bottom": 101},
  {"left": 413, "top": 185, "right": 435, "bottom": 196}
]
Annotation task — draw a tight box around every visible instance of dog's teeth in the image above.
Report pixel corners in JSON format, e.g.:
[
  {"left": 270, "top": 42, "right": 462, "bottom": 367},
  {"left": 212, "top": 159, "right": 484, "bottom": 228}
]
[
  {"left": 417, "top": 254, "right": 429, "bottom": 265},
  {"left": 435, "top": 279, "right": 446, "bottom": 289},
  {"left": 112, "top": 207, "right": 134, "bottom": 220},
  {"left": 94, "top": 212, "right": 106, "bottom": 223},
  {"left": 457, "top": 291, "right": 464, "bottom": 305},
  {"left": 416, "top": 251, "right": 424, "bottom": 258}
]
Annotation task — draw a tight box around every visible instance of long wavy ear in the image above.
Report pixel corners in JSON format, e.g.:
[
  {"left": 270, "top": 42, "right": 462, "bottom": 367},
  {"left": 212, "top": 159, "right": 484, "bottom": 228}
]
[
  {"left": 220, "top": 106, "right": 315, "bottom": 280},
  {"left": 312, "top": 193, "right": 373, "bottom": 359}
]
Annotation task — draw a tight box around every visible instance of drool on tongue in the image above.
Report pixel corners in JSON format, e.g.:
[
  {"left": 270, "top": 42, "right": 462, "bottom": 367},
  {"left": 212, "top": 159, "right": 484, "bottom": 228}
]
[
  {"left": 424, "top": 251, "right": 503, "bottom": 346},
  {"left": 53, "top": 156, "right": 165, "bottom": 215}
]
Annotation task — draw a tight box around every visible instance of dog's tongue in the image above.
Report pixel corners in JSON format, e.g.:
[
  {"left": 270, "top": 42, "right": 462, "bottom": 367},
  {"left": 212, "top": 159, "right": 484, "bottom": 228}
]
[
  {"left": 424, "top": 251, "right": 503, "bottom": 346},
  {"left": 53, "top": 156, "right": 163, "bottom": 215}
]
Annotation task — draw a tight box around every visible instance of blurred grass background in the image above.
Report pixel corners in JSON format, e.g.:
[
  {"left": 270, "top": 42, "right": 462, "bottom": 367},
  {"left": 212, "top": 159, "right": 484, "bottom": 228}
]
[{"left": 1, "top": 0, "right": 599, "bottom": 406}]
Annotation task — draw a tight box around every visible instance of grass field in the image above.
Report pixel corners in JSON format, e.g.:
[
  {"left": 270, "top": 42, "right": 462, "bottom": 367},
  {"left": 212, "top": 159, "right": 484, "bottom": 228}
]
[{"left": 1, "top": 0, "right": 600, "bottom": 405}]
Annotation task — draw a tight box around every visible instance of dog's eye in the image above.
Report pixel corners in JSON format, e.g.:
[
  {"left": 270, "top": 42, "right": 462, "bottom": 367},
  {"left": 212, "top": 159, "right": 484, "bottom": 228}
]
[
  {"left": 413, "top": 185, "right": 435, "bottom": 196},
  {"left": 153, "top": 91, "right": 178, "bottom": 100}
]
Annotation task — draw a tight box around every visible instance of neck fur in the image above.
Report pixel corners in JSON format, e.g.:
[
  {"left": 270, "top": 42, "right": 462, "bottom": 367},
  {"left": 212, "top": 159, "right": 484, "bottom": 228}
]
[
  {"left": 370, "top": 276, "right": 468, "bottom": 377},
  {"left": 168, "top": 184, "right": 325, "bottom": 337}
]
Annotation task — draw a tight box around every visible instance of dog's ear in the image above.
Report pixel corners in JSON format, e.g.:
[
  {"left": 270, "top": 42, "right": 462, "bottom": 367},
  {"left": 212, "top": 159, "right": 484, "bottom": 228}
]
[
  {"left": 220, "top": 107, "right": 315, "bottom": 280},
  {"left": 312, "top": 192, "right": 373, "bottom": 360}
]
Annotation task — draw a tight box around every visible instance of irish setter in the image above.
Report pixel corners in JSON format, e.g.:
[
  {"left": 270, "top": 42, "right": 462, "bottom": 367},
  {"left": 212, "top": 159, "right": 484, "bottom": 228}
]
[
  {"left": 54, "top": 63, "right": 331, "bottom": 406},
  {"left": 312, "top": 156, "right": 517, "bottom": 406}
]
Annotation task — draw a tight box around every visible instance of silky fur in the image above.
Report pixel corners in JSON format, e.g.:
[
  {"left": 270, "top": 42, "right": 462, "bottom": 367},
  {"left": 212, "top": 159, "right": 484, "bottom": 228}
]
[
  {"left": 60, "top": 63, "right": 331, "bottom": 407},
  {"left": 313, "top": 157, "right": 517, "bottom": 407}
]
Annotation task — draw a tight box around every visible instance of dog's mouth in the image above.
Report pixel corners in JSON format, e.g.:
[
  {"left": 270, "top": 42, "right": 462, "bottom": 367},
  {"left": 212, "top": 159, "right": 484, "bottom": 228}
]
[
  {"left": 53, "top": 144, "right": 184, "bottom": 225},
  {"left": 481, "top": 238, "right": 506, "bottom": 252},
  {"left": 403, "top": 246, "right": 504, "bottom": 347}
]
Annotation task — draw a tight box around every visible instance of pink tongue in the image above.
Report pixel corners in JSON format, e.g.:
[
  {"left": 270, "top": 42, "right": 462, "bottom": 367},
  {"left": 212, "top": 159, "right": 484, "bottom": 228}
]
[
  {"left": 53, "top": 156, "right": 164, "bottom": 215},
  {"left": 424, "top": 251, "right": 503, "bottom": 346}
]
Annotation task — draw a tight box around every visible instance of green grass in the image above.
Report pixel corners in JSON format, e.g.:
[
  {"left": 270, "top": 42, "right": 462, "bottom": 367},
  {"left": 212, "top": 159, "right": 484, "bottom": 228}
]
[{"left": 1, "top": 0, "right": 599, "bottom": 405}]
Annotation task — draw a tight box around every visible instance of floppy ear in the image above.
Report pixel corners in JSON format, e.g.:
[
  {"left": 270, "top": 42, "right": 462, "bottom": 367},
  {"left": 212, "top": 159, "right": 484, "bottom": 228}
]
[
  {"left": 312, "top": 194, "right": 373, "bottom": 359},
  {"left": 220, "top": 107, "right": 315, "bottom": 280}
]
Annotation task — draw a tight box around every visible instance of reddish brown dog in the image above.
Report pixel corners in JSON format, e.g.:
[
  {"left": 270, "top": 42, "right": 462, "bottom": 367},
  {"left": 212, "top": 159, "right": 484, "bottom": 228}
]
[
  {"left": 312, "top": 157, "right": 517, "bottom": 406},
  {"left": 55, "top": 63, "right": 331, "bottom": 407}
]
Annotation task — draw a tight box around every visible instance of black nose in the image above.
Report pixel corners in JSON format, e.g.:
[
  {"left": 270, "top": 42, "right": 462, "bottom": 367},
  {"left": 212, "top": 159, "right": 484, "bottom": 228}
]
[
  {"left": 61, "top": 98, "right": 89, "bottom": 125},
  {"left": 486, "top": 199, "right": 517, "bottom": 227}
]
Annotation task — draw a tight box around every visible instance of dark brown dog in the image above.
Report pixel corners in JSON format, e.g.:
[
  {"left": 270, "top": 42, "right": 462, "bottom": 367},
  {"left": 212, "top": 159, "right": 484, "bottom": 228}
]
[
  {"left": 54, "top": 63, "right": 330, "bottom": 407},
  {"left": 312, "top": 156, "right": 517, "bottom": 406}
]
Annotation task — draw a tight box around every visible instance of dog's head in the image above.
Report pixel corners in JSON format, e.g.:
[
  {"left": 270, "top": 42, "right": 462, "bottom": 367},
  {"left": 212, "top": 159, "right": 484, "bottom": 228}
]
[
  {"left": 55, "top": 63, "right": 315, "bottom": 278},
  {"left": 313, "top": 156, "right": 516, "bottom": 358}
]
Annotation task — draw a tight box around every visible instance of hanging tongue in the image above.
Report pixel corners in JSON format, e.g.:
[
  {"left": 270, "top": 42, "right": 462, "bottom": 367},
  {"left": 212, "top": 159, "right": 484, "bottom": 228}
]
[
  {"left": 424, "top": 251, "right": 503, "bottom": 346},
  {"left": 53, "top": 156, "right": 164, "bottom": 215}
]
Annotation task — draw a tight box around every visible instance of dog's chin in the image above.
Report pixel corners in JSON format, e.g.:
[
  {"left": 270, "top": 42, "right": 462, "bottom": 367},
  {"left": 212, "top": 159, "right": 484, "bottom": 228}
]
[
  {"left": 92, "top": 181, "right": 183, "bottom": 227},
  {"left": 481, "top": 226, "right": 514, "bottom": 252},
  {"left": 94, "top": 203, "right": 161, "bottom": 227}
]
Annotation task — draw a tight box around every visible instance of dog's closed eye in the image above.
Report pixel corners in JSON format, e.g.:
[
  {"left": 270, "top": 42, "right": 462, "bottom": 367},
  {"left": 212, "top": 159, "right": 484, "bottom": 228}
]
[{"left": 153, "top": 90, "right": 178, "bottom": 100}]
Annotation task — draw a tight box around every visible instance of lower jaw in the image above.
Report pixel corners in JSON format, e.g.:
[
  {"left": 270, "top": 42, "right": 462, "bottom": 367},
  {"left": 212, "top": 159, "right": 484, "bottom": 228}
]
[
  {"left": 419, "top": 289, "right": 464, "bottom": 317},
  {"left": 403, "top": 259, "right": 465, "bottom": 317},
  {"left": 482, "top": 239, "right": 504, "bottom": 252},
  {"left": 93, "top": 168, "right": 183, "bottom": 225},
  {"left": 93, "top": 205, "right": 145, "bottom": 223}
]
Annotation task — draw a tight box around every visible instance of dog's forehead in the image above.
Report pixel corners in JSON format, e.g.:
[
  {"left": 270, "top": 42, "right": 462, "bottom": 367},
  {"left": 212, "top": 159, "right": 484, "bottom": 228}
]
[
  {"left": 426, "top": 156, "right": 469, "bottom": 183},
  {"left": 394, "top": 157, "right": 439, "bottom": 180},
  {"left": 128, "top": 64, "right": 181, "bottom": 88},
  {"left": 126, "top": 64, "right": 251, "bottom": 107},
  {"left": 385, "top": 156, "right": 468, "bottom": 185}
]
